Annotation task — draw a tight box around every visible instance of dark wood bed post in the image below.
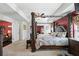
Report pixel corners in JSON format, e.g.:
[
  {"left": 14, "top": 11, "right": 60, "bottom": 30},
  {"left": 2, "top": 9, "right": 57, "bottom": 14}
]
[
  {"left": 53, "top": 22, "right": 56, "bottom": 32},
  {"left": 35, "top": 22, "right": 37, "bottom": 39},
  {"left": 67, "top": 13, "right": 72, "bottom": 48},
  {"left": 0, "top": 27, "right": 4, "bottom": 56},
  {"left": 31, "top": 12, "right": 36, "bottom": 52}
]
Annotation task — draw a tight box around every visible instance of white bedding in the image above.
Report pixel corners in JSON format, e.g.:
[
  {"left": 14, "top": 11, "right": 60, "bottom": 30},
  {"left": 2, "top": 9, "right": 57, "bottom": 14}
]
[{"left": 35, "top": 34, "right": 68, "bottom": 49}]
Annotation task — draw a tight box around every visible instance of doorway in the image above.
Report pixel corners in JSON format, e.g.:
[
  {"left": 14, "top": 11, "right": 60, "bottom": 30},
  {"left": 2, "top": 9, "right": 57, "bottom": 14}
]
[{"left": 0, "top": 21, "right": 12, "bottom": 47}]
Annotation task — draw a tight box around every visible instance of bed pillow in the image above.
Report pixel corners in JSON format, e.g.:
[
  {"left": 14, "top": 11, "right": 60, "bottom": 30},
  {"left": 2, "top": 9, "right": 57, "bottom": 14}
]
[
  {"left": 56, "top": 32, "right": 67, "bottom": 37},
  {"left": 62, "top": 32, "right": 67, "bottom": 37},
  {"left": 51, "top": 32, "right": 57, "bottom": 37},
  {"left": 56, "top": 32, "right": 62, "bottom": 37},
  {"left": 37, "top": 34, "right": 50, "bottom": 39}
]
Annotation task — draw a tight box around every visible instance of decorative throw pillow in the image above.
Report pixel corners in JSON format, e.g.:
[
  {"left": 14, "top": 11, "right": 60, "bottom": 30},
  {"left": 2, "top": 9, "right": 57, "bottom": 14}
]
[
  {"left": 62, "top": 32, "right": 67, "bottom": 37},
  {"left": 51, "top": 32, "right": 57, "bottom": 37},
  {"left": 56, "top": 32, "right": 62, "bottom": 37}
]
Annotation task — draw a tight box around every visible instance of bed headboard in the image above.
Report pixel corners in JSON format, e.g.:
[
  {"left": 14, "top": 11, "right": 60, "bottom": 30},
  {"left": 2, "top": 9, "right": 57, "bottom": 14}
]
[
  {"left": 31, "top": 12, "right": 37, "bottom": 52},
  {"left": 55, "top": 25, "right": 67, "bottom": 32}
]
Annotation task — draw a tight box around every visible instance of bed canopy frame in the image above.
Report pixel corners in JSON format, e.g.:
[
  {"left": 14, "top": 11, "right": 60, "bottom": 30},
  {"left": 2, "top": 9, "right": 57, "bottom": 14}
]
[{"left": 31, "top": 12, "right": 72, "bottom": 52}]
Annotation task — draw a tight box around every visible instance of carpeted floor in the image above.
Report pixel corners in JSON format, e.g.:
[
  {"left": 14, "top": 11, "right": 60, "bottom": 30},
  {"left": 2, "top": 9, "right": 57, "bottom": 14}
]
[{"left": 3, "top": 40, "right": 72, "bottom": 56}]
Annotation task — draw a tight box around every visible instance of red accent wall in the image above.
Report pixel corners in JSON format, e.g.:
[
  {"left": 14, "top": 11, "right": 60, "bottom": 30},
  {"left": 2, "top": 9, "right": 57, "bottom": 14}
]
[
  {"left": 0, "top": 21, "right": 12, "bottom": 35},
  {"left": 54, "top": 11, "right": 78, "bottom": 38},
  {"left": 55, "top": 16, "right": 68, "bottom": 31}
]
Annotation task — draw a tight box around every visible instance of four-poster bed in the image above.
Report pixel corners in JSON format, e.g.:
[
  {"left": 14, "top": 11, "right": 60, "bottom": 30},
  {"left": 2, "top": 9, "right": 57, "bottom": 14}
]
[{"left": 31, "top": 12, "right": 71, "bottom": 52}]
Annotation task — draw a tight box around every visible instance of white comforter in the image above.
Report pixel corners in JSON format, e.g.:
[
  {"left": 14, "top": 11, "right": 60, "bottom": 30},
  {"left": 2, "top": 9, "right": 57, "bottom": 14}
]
[{"left": 35, "top": 34, "right": 68, "bottom": 49}]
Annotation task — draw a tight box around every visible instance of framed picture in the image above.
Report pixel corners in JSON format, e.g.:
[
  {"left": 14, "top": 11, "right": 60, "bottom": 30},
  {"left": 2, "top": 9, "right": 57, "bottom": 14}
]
[{"left": 74, "top": 15, "right": 79, "bottom": 25}]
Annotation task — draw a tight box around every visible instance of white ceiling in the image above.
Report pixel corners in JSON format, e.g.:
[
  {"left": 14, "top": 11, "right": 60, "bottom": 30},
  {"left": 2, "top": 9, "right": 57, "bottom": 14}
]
[
  {"left": 14, "top": 3, "right": 75, "bottom": 23},
  {"left": 0, "top": 3, "right": 27, "bottom": 22},
  {"left": 15, "top": 3, "right": 62, "bottom": 18},
  {"left": 0, "top": 3, "right": 75, "bottom": 24}
]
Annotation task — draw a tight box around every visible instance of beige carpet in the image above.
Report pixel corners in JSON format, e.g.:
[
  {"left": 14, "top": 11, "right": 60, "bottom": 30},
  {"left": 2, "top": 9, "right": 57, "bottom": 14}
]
[{"left": 3, "top": 40, "right": 72, "bottom": 56}]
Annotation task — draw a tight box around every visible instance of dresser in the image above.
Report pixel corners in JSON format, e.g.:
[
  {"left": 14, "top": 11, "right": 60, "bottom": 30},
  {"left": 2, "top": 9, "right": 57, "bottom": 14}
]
[{"left": 68, "top": 39, "right": 79, "bottom": 56}]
